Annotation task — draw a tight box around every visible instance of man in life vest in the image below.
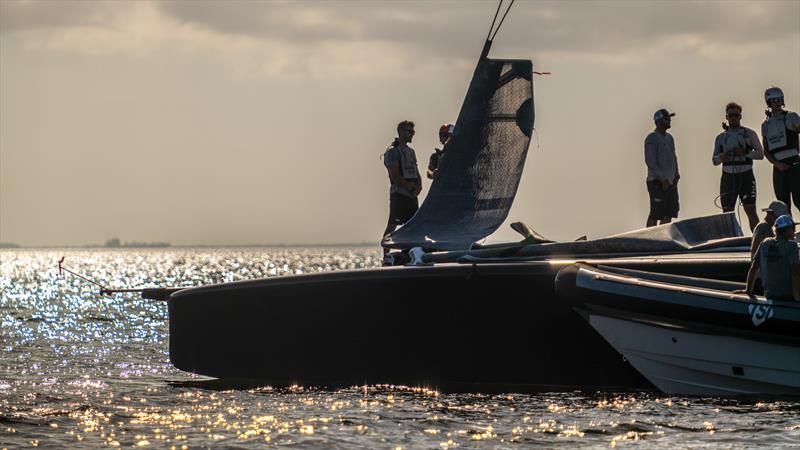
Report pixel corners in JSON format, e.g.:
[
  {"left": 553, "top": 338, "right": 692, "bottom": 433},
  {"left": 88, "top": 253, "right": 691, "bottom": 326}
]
[
  {"left": 761, "top": 86, "right": 800, "bottom": 215},
  {"left": 712, "top": 102, "right": 764, "bottom": 231},
  {"left": 381, "top": 120, "right": 422, "bottom": 263},
  {"left": 739, "top": 214, "right": 800, "bottom": 302},
  {"left": 645, "top": 109, "right": 680, "bottom": 227},
  {"left": 427, "top": 123, "right": 454, "bottom": 179}
]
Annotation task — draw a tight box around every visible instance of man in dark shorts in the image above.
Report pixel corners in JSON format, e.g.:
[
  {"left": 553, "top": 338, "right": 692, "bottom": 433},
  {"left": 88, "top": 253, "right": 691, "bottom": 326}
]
[
  {"left": 427, "top": 123, "right": 453, "bottom": 180},
  {"left": 381, "top": 120, "right": 421, "bottom": 263},
  {"left": 712, "top": 102, "right": 764, "bottom": 231},
  {"left": 644, "top": 109, "right": 680, "bottom": 227},
  {"left": 739, "top": 214, "right": 800, "bottom": 302}
]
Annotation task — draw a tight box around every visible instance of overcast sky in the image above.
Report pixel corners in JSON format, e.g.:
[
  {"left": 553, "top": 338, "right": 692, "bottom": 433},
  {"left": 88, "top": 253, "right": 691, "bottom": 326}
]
[{"left": 1, "top": 0, "right": 799, "bottom": 246}]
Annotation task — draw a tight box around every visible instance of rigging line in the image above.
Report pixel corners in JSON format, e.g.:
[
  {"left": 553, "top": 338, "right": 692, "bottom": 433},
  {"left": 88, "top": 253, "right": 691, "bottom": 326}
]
[
  {"left": 57, "top": 256, "right": 181, "bottom": 297},
  {"left": 485, "top": 0, "right": 504, "bottom": 42},
  {"left": 490, "top": 0, "right": 515, "bottom": 41},
  {"left": 57, "top": 256, "right": 109, "bottom": 291}
]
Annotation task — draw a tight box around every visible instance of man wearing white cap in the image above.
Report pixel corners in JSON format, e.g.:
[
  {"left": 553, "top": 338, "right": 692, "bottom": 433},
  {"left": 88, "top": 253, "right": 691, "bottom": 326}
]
[
  {"left": 761, "top": 87, "right": 800, "bottom": 215},
  {"left": 739, "top": 214, "right": 800, "bottom": 302},
  {"left": 645, "top": 108, "right": 680, "bottom": 227},
  {"left": 750, "top": 200, "right": 789, "bottom": 257}
]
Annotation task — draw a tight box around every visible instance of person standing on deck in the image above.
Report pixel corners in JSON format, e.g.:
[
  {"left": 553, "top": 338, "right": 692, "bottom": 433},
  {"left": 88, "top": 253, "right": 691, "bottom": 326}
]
[
  {"left": 712, "top": 102, "right": 764, "bottom": 231},
  {"left": 645, "top": 109, "right": 680, "bottom": 227},
  {"left": 762, "top": 87, "right": 800, "bottom": 215},
  {"left": 751, "top": 200, "right": 790, "bottom": 257},
  {"left": 381, "top": 120, "right": 422, "bottom": 264},
  {"left": 427, "top": 123, "right": 454, "bottom": 180},
  {"left": 739, "top": 214, "right": 800, "bottom": 302}
]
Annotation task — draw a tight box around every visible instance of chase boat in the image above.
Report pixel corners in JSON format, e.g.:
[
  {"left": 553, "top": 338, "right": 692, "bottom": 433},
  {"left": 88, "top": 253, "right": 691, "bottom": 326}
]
[{"left": 555, "top": 264, "right": 800, "bottom": 396}]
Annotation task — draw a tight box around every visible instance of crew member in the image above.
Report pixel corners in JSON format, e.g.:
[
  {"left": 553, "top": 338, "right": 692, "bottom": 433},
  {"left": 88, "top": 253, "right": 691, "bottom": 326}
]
[
  {"left": 751, "top": 200, "right": 790, "bottom": 257},
  {"left": 761, "top": 87, "right": 800, "bottom": 215},
  {"left": 712, "top": 102, "right": 764, "bottom": 231},
  {"left": 740, "top": 214, "right": 800, "bottom": 301},
  {"left": 645, "top": 109, "right": 680, "bottom": 227},
  {"left": 381, "top": 120, "right": 421, "bottom": 263},
  {"left": 427, "top": 123, "right": 454, "bottom": 180}
]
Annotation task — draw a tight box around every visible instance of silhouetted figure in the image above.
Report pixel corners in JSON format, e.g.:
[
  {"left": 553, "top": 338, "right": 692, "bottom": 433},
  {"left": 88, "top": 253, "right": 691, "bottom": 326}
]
[
  {"left": 762, "top": 86, "right": 800, "bottom": 216},
  {"left": 381, "top": 120, "right": 421, "bottom": 265},
  {"left": 712, "top": 102, "right": 764, "bottom": 231},
  {"left": 427, "top": 123, "right": 454, "bottom": 180},
  {"left": 739, "top": 214, "right": 800, "bottom": 302},
  {"left": 645, "top": 109, "right": 680, "bottom": 227},
  {"left": 751, "top": 200, "right": 790, "bottom": 258}
]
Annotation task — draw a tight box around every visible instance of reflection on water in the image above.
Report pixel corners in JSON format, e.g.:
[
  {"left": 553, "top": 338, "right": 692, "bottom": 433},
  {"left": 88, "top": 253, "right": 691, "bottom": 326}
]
[{"left": 1, "top": 249, "right": 798, "bottom": 448}]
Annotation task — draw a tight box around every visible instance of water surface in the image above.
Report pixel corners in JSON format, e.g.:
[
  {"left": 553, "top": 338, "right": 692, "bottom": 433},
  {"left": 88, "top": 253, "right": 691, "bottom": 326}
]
[{"left": 1, "top": 249, "right": 798, "bottom": 448}]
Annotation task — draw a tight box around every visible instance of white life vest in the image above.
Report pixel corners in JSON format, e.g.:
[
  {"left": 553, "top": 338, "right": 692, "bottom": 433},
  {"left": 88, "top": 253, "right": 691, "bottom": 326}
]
[{"left": 765, "top": 112, "right": 800, "bottom": 162}]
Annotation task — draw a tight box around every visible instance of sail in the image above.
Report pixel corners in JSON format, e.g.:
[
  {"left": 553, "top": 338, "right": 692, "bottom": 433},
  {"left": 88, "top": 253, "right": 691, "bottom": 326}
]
[{"left": 385, "top": 47, "right": 535, "bottom": 251}]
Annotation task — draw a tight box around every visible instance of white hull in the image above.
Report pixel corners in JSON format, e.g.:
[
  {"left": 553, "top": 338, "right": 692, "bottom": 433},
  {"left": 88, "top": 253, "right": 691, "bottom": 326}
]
[{"left": 588, "top": 315, "right": 800, "bottom": 396}]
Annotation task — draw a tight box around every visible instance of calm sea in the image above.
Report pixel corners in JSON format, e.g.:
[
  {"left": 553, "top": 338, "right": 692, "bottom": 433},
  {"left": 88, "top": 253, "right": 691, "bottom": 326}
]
[{"left": 1, "top": 248, "right": 798, "bottom": 449}]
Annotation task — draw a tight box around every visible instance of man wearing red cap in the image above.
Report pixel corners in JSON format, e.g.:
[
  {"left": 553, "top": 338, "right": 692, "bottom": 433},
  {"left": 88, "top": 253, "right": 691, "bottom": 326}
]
[{"left": 427, "top": 123, "right": 454, "bottom": 180}]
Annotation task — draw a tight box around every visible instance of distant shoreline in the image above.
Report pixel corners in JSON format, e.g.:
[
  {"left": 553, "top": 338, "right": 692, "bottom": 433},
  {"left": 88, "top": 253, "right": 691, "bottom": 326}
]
[{"left": 0, "top": 243, "right": 377, "bottom": 249}]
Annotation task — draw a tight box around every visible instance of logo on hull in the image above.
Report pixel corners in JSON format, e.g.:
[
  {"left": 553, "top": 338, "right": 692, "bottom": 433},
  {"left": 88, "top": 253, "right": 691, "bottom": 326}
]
[{"left": 748, "top": 300, "right": 774, "bottom": 326}]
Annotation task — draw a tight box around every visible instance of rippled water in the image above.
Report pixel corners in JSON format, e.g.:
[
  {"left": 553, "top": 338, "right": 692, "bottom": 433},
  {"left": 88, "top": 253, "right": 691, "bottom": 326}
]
[{"left": 1, "top": 248, "right": 798, "bottom": 449}]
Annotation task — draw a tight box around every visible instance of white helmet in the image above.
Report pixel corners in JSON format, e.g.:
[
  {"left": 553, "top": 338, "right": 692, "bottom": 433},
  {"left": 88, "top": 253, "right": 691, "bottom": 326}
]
[{"left": 765, "top": 86, "right": 784, "bottom": 106}]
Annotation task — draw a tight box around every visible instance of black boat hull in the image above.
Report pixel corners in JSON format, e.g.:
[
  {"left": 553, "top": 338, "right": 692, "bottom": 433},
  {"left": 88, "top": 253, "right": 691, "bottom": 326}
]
[{"left": 168, "top": 254, "right": 750, "bottom": 391}]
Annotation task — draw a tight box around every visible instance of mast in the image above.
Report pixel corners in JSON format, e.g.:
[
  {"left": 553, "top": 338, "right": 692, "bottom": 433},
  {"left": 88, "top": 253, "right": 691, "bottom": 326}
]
[{"left": 480, "top": 0, "right": 515, "bottom": 61}]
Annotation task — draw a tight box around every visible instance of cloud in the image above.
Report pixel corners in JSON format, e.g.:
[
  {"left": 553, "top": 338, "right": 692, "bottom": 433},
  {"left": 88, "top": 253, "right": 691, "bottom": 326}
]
[
  {"left": 0, "top": 0, "right": 136, "bottom": 33},
  {"left": 150, "top": 0, "right": 800, "bottom": 57},
  {"left": 1, "top": 0, "right": 797, "bottom": 73}
]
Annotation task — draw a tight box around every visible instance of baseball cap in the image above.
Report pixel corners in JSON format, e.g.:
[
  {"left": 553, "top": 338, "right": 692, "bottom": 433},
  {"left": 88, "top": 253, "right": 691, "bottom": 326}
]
[
  {"left": 762, "top": 200, "right": 789, "bottom": 217},
  {"left": 774, "top": 214, "right": 797, "bottom": 230},
  {"left": 653, "top": 109, "right": 676, "bottom": 122}
]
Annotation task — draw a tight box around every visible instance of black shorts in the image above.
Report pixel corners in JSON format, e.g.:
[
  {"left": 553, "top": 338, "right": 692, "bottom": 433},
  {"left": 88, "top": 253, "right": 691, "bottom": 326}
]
[
  {"left": 647, "top": 180, "right": 679, "bottom": 219},
  {"left": 720, "top": 170, "right": 756, "bottom": 208},
  {"left": 389, "top": 192, "right": 419, "bottom": 225}
]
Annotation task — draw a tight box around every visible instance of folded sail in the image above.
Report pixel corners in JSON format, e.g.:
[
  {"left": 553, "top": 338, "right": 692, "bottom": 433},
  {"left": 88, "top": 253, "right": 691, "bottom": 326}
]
[
  {"left": 385, "top": 49, "right": 535, "bottom": 251},
  {"left": 421, "top": 213, "right": 747, "bottom": 264}
]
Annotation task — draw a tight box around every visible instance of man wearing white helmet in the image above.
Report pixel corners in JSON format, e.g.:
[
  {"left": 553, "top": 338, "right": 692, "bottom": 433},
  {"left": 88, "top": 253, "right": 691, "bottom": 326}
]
[
  {"left": 644, "top": 108, "right": 680, "bottom": 227},
  {"left": 739, "top": 214, "right": 800, "bottom": 302},
  {"left": 712, "top": 102, "right": 764, "bottom": 231},
  {"left": 761, "top": 87, "right": 800, "bottom": 215}
]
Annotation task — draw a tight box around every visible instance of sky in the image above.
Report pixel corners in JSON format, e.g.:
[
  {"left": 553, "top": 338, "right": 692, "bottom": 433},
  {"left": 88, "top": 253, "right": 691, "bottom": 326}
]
[{"left": 1, "top": 0, "right": 799, "bottom": 246}]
